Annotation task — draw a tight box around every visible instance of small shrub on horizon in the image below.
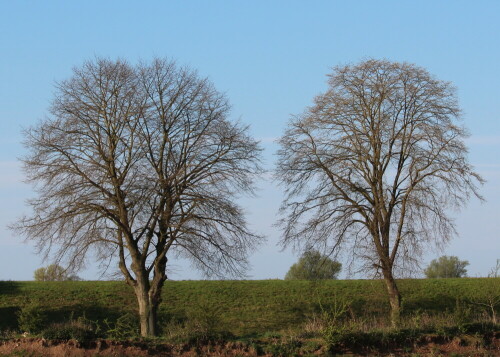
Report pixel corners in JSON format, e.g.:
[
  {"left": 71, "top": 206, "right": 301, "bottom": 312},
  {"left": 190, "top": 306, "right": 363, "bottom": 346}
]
[
  {"left": 285, "top": 250, "right": 342, "bottom": 280},
  {"left": 33, "top": 264, "right": 81, "bottom": 282},
  {"left": 424, "top": 256, "right": 469, "bottom": 279}
]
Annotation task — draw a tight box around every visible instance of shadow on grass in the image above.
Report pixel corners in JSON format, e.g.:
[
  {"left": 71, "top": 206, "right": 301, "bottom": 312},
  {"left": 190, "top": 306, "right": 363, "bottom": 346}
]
[
  {"left": 0, "top": 306, "right": 20, "bottom": 330},
  {"left": 403, "top": 294, "right": 457, "bottom": 314},
  {"left": 0, "top": 302, "right": 130, "bottom": 332},
  {"left": 0, "top": 281, "right": 21, "bottom": 296},
  {"left": 0, "top": 282, "right": 22, "bottom": 331},
  {"left": 46, "top": 304, "right": 128, "bottom": 325}
]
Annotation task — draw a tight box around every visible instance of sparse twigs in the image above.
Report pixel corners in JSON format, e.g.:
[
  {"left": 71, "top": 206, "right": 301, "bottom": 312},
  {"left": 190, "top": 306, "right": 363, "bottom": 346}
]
[
  {"left": 301, "top": 291, "right": 354, "bottom": 348},
  {"left": 186, "top": 299, "right": 225, "bottom": 338},
  {"left": 468, "top": 294, "right": 500, "bottom": 324},
  {"left": 103, "top": 313, "right": 139, "bottom": 339},
  {"left": 161, "top": 303, "right": 232, "bottom": 344},
  {"left": 487, "top": 259, "right": 500, "bottom": 278},
  {"left": 320, "top": 297, "right": 351, "bottom": 348}
]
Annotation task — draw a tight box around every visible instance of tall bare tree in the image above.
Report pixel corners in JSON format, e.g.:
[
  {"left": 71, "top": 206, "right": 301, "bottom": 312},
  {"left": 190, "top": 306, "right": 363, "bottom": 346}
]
[
  {"left": 276, "top": 59, "right": 483, "bottom": 326},
  {"left": 12, "top": 58, "right": 262, "bottom": 336}
]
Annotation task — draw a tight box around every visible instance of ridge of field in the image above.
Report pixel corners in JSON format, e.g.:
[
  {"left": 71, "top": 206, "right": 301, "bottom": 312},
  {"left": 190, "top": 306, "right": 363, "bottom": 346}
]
[{"left": 1, "top": 278, "right": 498, "bottom": 335}]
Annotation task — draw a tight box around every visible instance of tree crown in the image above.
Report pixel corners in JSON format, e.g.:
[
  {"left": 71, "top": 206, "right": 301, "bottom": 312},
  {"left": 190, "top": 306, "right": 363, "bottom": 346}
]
[
  {"left": 13, "top": 57, "right": 263, "bottom": 280},
  {"left": 424, "top": 256, "right": 469, "bottom": 278},
  {"left": 285, "top": 250, "right": 342, "bottom": 280},
  {"left": 277, "top": 59, "right": 483, "bottom": 276},
  {"left": 33, "top": 264, "right": 81, "bottom": 281}
]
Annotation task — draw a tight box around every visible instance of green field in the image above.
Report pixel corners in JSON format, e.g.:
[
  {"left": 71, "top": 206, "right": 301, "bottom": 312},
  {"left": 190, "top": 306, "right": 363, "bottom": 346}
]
[{"left": 1, "top": 278, "right": 498, "bottom": 337}]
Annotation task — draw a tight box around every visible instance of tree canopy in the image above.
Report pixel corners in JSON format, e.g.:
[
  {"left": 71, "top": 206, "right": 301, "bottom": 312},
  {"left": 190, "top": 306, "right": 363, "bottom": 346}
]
[
  {"left": 285, "top": 250, "right": 341, "bottom": 280},
  {"left": 424, "top": 256, "right": 469, "bottom": 278},
  {"left": 33, "top": 264, "right": 81, "bottom": 281}
]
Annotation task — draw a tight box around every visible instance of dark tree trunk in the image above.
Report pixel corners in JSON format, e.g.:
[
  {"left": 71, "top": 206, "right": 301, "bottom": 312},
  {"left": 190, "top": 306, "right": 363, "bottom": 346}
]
[
  {"left": 382, "top": 268, "right": 402, "bottom": 327},
  {"left": 133, "top": 256, "right": 167, "bottom": 337}
]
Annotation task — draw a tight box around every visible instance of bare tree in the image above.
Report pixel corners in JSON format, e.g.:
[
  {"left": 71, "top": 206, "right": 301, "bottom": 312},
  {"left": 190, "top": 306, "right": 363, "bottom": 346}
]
[
  {"left": 12, "top": 58, "right": 262, "bottom": 336},
  {"left": 276, "top": 59, "right": 483, "bottom": 326},
  {"left": 488, "top": 259, "right": 500, "bottom": 278}
]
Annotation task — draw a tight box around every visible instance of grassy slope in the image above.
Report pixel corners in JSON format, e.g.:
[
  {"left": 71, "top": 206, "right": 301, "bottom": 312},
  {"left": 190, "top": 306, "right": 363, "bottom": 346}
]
[{"left": 0, "top": 278, "right": 498, "bottom": 335}]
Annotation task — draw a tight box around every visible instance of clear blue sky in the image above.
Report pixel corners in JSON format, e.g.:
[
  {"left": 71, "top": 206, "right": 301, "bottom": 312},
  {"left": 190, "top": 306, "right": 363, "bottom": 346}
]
[{"left": 1, "top": 1, "right": 499, "bottom": 280}]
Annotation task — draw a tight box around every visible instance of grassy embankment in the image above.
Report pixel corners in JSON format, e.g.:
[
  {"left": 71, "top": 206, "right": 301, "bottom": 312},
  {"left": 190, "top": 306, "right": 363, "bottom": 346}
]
[{"left": 0, "top": 278, "right": 498, "bottom": 337}]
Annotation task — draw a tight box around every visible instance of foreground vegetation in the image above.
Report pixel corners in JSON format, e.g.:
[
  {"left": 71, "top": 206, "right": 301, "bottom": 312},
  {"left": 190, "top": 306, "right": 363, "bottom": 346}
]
[{"left": 0, "top": 278, "right": 498, "bottom": 355}]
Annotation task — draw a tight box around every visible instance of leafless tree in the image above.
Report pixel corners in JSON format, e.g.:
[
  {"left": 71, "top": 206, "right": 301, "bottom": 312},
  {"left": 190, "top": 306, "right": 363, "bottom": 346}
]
[
  {"left": 276, "top": 59, "right": 483, "bottom": 326},
  {"left": 11, "top": 58, "right": 263, "bottom": 336},
  {"left": 487, "top": 259, "right": 500, "bottom": 278}
]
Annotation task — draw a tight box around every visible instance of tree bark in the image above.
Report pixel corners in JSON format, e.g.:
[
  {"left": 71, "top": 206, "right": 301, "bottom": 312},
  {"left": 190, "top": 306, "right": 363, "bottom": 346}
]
[
  {"left": 134, "top": 284, "right": 154, "bottom": 336},
  {"left": 135, "top": 284, "right": 158, "bottom": 337},
  {"left": 382, "top": 268, "right": 402, "bottom": 328}
]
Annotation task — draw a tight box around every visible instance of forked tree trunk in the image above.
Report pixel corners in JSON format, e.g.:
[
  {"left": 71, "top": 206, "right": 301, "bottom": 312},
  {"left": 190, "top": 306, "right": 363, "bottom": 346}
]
[
  {"left": 382, "top": 269, "right": 402, "bottom": 327},
  {"left": 133, "top": 262, "right": 167, "bottom": 337}
]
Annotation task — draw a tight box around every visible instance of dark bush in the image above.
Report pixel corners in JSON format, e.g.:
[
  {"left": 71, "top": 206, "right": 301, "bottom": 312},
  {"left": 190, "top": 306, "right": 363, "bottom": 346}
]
[
  {"left": 41, "top": 322, "right": 96, "bottom": 341},
  {"left": 17, "top": 303, "right": 46, "bottom": 333}
]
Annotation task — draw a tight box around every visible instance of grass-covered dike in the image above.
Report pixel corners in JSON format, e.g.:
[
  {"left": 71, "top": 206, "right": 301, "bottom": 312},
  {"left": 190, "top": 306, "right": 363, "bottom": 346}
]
[{"left": 0, "top": 278, "right": 499, "bottom": 355}]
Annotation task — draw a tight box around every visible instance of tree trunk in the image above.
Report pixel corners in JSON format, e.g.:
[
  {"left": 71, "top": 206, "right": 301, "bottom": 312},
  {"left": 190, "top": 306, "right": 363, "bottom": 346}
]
[
  {"left": 127, "top": 247, "right": 168, "bottom": 337},
  {"left": 382, "top": 269, "right": 402, "bottom": 328},
  {"left": 133, "top": 264, "right": 167, "bottom": 337},
  {"left": 135, "top": 287, "right": 159, "bottom": 337}
]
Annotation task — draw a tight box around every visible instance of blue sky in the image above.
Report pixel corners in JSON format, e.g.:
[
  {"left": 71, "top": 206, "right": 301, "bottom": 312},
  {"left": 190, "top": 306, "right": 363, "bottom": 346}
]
[{"left": 0, "top": 1, "right": 499, "bottom": 280}]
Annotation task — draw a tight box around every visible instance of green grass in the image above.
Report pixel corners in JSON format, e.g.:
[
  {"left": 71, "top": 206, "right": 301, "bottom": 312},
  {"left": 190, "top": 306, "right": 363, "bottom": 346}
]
[{"left": 0, "top": 278, "right": 498, "bottom": 336}]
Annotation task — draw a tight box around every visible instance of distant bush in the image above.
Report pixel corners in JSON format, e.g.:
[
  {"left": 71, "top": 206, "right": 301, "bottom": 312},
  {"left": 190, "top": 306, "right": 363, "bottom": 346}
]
[
  {"left": 33, "top": 264, "right": 81, "bottom": 281},
  {"left": 424, "top": 256, "right": 469, "bottom": 278},
  {"left": 285, "top": 250, "right": 341, "bottom": 280}
]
